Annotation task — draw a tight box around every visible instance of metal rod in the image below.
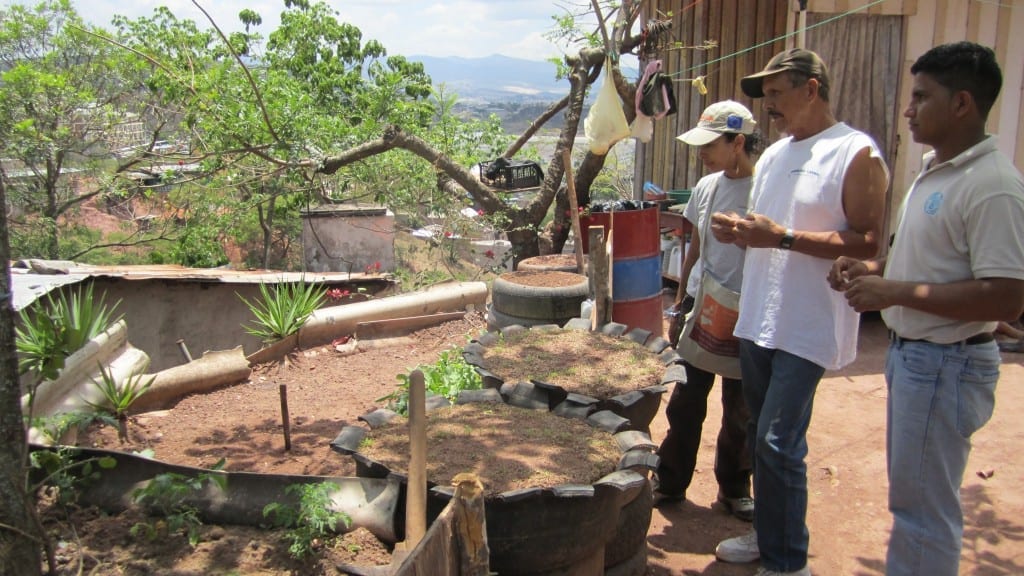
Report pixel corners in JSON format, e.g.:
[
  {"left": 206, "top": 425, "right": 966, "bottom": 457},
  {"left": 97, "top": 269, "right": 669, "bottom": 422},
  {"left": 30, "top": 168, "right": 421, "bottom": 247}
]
[
  {"left": 279, "top": 384, "right": 291, "bottom": 451},
  {"left": 176, "top": 338, "right": 193, "bottom": 363}
]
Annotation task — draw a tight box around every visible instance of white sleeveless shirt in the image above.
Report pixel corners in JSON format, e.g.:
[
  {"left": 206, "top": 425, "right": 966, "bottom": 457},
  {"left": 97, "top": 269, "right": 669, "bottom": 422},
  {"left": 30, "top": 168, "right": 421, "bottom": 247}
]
[{"left": 734, "top": 123, "right": 885, "bottom": 370}]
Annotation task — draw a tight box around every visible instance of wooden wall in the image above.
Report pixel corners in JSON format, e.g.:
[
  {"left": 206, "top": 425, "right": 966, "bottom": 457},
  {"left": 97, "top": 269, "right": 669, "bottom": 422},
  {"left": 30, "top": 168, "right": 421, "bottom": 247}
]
[
  {"left": 891, "top": 0, "right": 1024, "bottom": 205},
  {"left": 638, "top": 0, "right": 1024, "bottom": 230},
  {"left": 635, "top": 1, "right": 789, "bottom": 193}
]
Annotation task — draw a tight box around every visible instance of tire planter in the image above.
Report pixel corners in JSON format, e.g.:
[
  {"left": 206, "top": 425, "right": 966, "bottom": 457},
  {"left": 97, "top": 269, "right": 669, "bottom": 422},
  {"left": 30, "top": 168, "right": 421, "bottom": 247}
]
[
  {"left": 486, "top": 303, "right": 560, "bottom": 331},
  {"left": 517, "top": 254, "right": 583, "bottom": 273},
  {"left": 491, "top": 270, "right": 589, "bottom": 324},
  {"left": 331, "top": 394, "right": 659, "bottom": 575},
  {"left": 467, "top": 319, "right": 680, "bottom": 434}
]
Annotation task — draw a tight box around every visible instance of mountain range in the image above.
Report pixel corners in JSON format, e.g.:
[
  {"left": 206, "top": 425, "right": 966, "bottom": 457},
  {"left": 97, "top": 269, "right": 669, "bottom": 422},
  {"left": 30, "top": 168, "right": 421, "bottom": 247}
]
[{"left": 409, "top": 54, "right": 638, "bottom": 103}]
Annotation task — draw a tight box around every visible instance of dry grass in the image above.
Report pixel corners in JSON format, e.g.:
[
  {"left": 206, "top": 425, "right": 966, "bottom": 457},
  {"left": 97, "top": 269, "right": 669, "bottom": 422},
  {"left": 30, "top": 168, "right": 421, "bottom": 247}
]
[
  {"left": 483, "top": 330, "right": 663, "bottom": 398},
  {"left": 358, "top": 403, "right": 620, "bottom": 495}
]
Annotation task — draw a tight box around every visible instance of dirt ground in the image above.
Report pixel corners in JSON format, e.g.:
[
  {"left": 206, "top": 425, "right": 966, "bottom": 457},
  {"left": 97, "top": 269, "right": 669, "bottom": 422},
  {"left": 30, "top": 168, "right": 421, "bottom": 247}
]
[{"left": 62, "top": 296, "right": 1024, "bottom": 575}]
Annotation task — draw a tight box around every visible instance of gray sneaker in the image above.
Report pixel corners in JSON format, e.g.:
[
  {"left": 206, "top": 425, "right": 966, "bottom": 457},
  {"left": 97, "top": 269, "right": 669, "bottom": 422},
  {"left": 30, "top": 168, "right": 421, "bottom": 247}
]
[
  {"left": 718, "top": 494, "right": 755, "bottom": 522},
  {"left": 754, "top": 566, "right": 811, "bottom": 576},
  {"left": 715, "top": 530, "right": 759, "bottom": 563}
]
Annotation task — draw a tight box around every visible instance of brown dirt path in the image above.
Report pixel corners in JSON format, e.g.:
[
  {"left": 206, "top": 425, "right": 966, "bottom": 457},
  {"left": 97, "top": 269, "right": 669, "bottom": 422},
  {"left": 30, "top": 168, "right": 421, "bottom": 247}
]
[{"left": 645, "top": 310, "right": 1024, "bottom": 575}]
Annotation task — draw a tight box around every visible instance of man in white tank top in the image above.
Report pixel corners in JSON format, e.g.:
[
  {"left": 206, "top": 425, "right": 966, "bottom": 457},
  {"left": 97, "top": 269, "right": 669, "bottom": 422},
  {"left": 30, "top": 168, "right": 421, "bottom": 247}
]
[
  {"left": 711, "top": 49, "right": 890, "bottom": 576},
  {"left": 830, "top": 42, "right": 1024, "bottom": 576}
]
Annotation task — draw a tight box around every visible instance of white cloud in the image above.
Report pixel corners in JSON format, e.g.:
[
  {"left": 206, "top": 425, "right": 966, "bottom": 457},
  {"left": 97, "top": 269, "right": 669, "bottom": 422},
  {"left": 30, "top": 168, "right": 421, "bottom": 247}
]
[{"left": 6, "top": 0, "right": 576, "bottom": 61}]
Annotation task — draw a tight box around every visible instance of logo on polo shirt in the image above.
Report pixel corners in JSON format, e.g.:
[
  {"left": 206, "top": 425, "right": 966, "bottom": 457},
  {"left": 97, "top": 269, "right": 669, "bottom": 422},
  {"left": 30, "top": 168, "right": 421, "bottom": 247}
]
[{"left": 924, "top": 191, "right": 943, "bottom": 215}]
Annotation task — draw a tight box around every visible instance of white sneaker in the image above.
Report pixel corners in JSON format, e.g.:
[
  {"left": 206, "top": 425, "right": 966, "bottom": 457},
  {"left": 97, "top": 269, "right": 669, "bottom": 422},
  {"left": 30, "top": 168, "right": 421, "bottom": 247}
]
[
  {"left": 715, "top": 530, "right": 759, "bottom": 563},
  {"left": 754, "top": 566, "right": 811, "bottom": 576}
]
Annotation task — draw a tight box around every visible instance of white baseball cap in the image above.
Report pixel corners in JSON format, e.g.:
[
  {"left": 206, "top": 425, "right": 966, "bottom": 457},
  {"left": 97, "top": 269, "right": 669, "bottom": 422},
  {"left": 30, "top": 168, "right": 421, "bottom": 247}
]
[{"left": 676, "top": 100, "right": 756, "bottom": 146}]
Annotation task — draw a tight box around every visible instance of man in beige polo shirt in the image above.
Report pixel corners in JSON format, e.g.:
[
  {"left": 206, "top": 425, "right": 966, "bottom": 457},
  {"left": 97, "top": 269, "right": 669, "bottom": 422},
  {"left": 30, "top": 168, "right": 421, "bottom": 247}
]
[{"left": 830, "top": 41, "right": 1024, "bottom": 576}]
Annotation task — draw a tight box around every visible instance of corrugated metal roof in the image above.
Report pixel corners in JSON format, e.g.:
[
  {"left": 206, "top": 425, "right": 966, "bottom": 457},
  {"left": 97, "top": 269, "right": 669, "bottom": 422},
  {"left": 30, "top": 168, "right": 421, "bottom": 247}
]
[{"left": 10, "top": 260, "right": 386, "bottom": 311}]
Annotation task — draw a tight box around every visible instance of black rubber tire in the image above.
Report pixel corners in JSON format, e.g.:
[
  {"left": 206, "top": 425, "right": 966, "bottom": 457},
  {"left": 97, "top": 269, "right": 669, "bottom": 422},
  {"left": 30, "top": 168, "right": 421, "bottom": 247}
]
[
  {"left": 486, "top": 304, "right": 569, "bottom": 331},
  {"left": 604, "top": 481, "right": 653, "bottom": 567},
  {"left": 491, "top": 271, "right": 589, "bottom": 321},
  {"left": 604, "top": 546, "right": 648, "bottom": 576}
]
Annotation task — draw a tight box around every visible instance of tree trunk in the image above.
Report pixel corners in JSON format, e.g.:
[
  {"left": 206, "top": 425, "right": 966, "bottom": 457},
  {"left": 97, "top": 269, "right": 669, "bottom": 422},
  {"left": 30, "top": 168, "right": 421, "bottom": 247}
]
[
  {"left": 45, "top": 188, "right": 59, "bottom": 260},
  {"left": 0, "top": 178, "right": 43, "bottom": 575},
  {"left": 259, "top": 193, "right": 276, "bottom": 269}
]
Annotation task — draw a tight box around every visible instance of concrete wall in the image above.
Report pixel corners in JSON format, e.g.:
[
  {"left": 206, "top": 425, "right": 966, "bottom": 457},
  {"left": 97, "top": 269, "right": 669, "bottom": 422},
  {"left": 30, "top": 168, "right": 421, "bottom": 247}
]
[
  {"left": 302, "top": 206, "right": 397, "bottom": 274},
  {"left": 80, "top": 278, "right": 389, "bottom": 372}
]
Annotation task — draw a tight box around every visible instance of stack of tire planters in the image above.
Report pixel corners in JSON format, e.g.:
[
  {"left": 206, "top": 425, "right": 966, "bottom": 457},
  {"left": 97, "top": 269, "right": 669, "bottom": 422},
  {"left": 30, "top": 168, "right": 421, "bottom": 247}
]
[
  {"left": 333, "top": 320, "right": 687, "bottom": 575},
  {"left": 488, "top": 269, "right": 589, "bottom": 330}
]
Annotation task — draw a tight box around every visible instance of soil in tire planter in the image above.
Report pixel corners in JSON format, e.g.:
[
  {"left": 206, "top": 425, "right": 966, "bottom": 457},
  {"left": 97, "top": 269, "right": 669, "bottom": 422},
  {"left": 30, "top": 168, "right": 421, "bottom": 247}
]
[
  {"left": 517, "top": 254, "right": 583, "bottom": 272},
  {"left": 482, "top": 330, "right": 663, "bottom": 399},
  {"left": 357, "top": 403, "right": 620, "bottom": 495}
]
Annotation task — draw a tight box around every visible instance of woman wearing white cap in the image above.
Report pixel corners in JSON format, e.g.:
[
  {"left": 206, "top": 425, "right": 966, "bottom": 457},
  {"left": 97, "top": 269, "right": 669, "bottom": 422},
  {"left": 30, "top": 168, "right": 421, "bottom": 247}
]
[{"left": 655, "top": 100, "right": 760, "bottom": 522}]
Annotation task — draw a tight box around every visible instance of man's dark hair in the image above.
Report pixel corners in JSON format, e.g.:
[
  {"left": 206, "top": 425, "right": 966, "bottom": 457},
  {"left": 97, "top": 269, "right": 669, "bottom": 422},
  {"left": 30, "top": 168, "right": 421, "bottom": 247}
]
[
  {"left": 785, "top": 70, "right": 830, "bottom": 103},
  {"left": 910, "top": 41, "right": 1002, "bottom": 118}
]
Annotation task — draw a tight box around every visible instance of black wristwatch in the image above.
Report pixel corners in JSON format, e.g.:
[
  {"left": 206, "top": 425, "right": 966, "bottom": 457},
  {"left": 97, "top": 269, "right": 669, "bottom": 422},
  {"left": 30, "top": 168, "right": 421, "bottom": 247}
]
[{"left": 779, "top": 228, "right": 795, "bottom": 250}]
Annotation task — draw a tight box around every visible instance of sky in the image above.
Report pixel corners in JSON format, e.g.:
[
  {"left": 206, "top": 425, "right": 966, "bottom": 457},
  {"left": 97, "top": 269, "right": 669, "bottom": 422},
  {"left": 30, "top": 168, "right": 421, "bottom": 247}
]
[{"left": 5, "top": 0, "right": 584, "bottom": 62}]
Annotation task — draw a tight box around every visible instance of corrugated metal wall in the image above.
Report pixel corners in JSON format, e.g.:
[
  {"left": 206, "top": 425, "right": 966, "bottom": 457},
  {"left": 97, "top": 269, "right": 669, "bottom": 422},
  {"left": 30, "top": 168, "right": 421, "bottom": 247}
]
[{"left": 635, "top": 1, "right": 789, "bottom": 193}]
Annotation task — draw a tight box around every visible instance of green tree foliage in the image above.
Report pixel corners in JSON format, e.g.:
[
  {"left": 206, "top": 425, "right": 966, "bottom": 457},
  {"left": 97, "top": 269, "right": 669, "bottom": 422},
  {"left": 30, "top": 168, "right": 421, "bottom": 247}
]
[{"left": 0, "top": 0, "right": 167, "bottom": 260}]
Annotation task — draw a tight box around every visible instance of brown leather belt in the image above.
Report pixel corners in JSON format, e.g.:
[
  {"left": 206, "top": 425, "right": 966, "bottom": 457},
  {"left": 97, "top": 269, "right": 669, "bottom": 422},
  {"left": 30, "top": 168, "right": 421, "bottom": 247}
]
[{"left": 888, "top": 331, "right": 995, "bottom": 346}]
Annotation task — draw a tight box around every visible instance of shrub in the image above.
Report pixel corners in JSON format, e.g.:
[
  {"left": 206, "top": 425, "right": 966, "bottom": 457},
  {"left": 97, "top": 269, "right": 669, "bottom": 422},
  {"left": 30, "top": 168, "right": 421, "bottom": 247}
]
[
  {"left": 263, "top": 482, "right": 352, "bottom": 559},
  {"left": 379, "top": 347, "right": 483, "bottom": 415}
]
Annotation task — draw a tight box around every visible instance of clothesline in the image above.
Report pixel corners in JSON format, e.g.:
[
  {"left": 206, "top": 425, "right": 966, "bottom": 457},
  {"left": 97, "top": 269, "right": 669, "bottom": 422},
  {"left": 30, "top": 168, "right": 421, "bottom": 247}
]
[{"left": 671, "top": 0, "right": 891, "bottom": 77}]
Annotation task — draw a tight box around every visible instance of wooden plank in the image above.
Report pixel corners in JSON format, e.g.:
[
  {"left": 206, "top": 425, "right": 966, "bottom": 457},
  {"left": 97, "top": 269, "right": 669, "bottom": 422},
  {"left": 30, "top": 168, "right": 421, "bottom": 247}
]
[
  {"left": 719, "top": 0, "right": 738, "bottom": 99},
  {"left": 588, "top": 226, "right": 610, "bottom": 328},
  {"left": 808, "top": 0, "right": 918, "bottom": 15},
  {"left": 999, "top": 2, "right": 1024, "bottom": 164},
  {"left": 561, "top": 150, "right": 585, "bottom": 274},
  {"left": 392, "top": 497, "right": 460, "bottom": 576},
  {"left": 973, "top": 0, "right": 1000, "bottom": 128},
  {"left": 452, "top": 474, "right": 489, "bottom": 576}
]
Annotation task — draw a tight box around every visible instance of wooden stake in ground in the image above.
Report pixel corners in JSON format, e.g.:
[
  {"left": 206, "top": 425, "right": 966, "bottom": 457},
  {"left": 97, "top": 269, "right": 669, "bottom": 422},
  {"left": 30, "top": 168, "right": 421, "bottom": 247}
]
[
  {"left": 588, "top": 225, "right": 611, "bottom": 330},
  {"left": 278, "top": 384, "right": 291, "bottom": 451},
  {"left": 405, "top": 369, "right": 427, "bottom": 546},
  {"left": 453, "top": 472, "right": 489, "bottom": 575},
  {"left": 561, "top": 150, "right": 586, "bottom": 274}
]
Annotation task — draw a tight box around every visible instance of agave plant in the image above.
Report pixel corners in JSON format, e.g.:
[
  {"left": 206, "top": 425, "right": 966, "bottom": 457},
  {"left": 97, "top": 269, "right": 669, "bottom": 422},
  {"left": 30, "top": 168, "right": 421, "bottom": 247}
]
[
  {"left": 237, "top": 280, "right": 326, "bottom": 343},
  {"left": 17, "top": 283, "right": 122, "bottom": 384},
  {"left": 86, "top": 363, "right": 155, "bottom": 444}
]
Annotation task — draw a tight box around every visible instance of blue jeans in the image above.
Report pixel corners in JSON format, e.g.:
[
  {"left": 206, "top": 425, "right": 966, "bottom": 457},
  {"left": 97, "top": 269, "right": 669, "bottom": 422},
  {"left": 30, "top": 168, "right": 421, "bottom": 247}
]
[
  {"left": 739, "top": 339, "right": 825, "bottom": 572},
  {"left": 885, "top": 339, "right": 999, "bottom": 576}
]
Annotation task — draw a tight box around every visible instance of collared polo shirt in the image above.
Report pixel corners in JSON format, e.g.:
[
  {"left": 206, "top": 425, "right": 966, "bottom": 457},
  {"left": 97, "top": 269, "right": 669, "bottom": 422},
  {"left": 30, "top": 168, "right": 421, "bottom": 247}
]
[{"left": 883, "top": 136, "right": 1024, "bottom": 342}]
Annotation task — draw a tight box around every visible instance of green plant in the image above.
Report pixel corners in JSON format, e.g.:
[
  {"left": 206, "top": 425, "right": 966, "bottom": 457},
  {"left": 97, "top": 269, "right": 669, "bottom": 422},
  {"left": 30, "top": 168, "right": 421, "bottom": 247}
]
[
  {"left": 378, "top": 346, "right": 483, "bottom": 415},
  {"left": 130, "top": 460, "right": 227, "bottom": 547},
  {"left": 86, "top": 363, "right": 155, "bottom": 443},
  {"left": 29, "top": 445, "right": 117, "bottom": 505},
  {"left": 238, "top": 280, "right": 326, "bottom": 343},
  {"left": 16, "top": 283, "right": 122, "bottom": 383},
  {"left": 263, "top": 482, "right": 352, "bottom": 559}
]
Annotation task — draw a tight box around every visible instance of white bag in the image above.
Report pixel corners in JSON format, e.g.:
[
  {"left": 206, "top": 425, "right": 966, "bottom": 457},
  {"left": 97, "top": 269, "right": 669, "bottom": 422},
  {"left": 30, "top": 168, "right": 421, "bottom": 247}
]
[{"left": 585, "top": 59, "right": 630, "bottom": 155}]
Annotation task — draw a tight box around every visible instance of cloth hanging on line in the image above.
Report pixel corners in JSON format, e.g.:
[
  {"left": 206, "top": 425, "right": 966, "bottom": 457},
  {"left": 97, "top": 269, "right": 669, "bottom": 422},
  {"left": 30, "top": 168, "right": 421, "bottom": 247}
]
[{"left": 630, "top": 60, "right": 678, "bottom": 142}]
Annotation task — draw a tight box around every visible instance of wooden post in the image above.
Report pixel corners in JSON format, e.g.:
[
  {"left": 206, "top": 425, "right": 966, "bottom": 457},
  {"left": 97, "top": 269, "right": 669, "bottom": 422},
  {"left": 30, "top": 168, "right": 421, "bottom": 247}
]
[
  {"left": 406, "top": 369, "right": 427, "bottom": 548},
  {"left": 588, "top": 226, "right": 611, "bottom": 330},
  {"left": 797, "top": 0, "right": 808, "bottom": 48},
  {"left": 278, "top": 384, "right": 291, "bottom": 451},
  {"left": 452, "top": 472, "right": 489, "bottom": 576},
  {"left": 561, "top": 150, "right": 586, "bottom": 274}
]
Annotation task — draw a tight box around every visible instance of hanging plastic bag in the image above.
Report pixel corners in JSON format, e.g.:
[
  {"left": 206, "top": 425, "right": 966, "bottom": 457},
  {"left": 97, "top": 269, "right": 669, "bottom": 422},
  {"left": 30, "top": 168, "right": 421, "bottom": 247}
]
[{"left": 585, "top": 59, "right": 631, "bottom": 155}]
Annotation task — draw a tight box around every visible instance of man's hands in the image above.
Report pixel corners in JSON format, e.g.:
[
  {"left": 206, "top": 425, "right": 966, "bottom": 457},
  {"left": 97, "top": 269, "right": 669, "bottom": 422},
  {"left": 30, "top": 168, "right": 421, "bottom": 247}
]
[
  {"left": 710, "top": 211, "right": 785, "bottom": 248},
  {"left": 828, "top": 256, "right": 891, "bottom": 312}
]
